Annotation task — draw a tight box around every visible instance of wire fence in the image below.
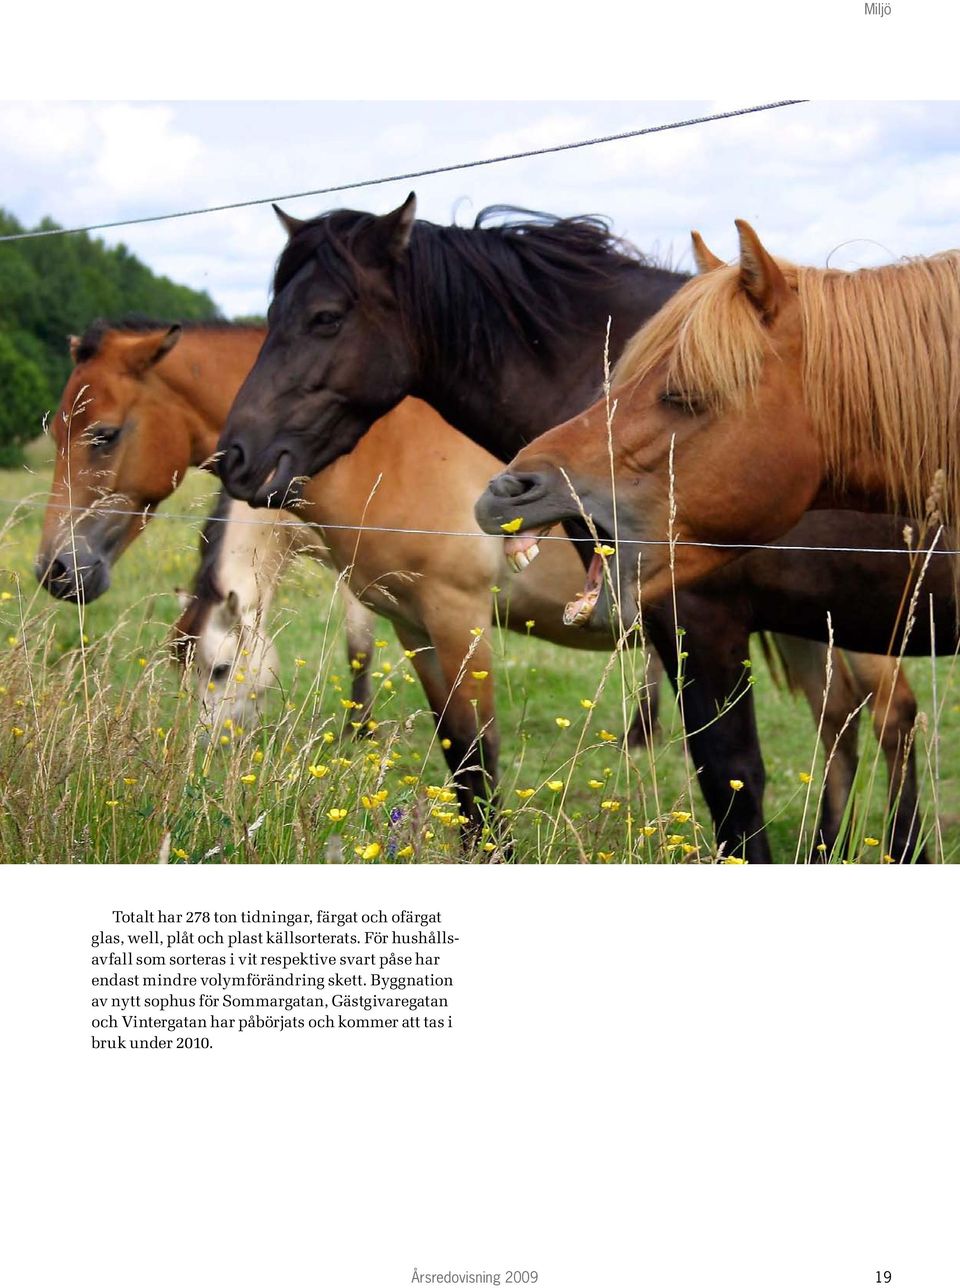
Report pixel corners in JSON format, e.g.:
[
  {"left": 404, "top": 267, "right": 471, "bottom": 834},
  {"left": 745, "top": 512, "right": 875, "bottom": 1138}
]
[
  {"left": 0, "top": 100, "right": 806, "bottom": 244},
  {"left": 1, "top": 493, "right": 951, "bottom": 558}
]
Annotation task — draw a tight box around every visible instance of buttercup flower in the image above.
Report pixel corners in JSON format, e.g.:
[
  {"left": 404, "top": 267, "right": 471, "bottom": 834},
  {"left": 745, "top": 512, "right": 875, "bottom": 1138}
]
[
  {"left": 500, "top": 518, "right": 523, "bottom": 533},
  {"left": 308, "top": 764, "right": 329, "bottom": 779},
  {"left": 327, "top": 808, "right": 348, "bottom": 822}
]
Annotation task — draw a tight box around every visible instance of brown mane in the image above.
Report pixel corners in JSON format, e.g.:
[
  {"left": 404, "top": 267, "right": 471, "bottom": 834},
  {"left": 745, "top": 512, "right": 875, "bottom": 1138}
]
[{"left": 613, "top": 250, "right": 960, "bottom": 533}]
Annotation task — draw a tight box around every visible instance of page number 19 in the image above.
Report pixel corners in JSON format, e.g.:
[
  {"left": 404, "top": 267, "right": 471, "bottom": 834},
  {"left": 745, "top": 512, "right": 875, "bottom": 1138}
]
[{"left": 876, "top": 1274, "right": 892, "bottom": 1284}]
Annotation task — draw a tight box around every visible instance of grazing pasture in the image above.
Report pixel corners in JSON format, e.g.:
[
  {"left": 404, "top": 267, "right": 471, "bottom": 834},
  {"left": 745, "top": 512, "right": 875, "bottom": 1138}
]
[{"left": 1, "top": 438, "right": 958, "bottom": 862}]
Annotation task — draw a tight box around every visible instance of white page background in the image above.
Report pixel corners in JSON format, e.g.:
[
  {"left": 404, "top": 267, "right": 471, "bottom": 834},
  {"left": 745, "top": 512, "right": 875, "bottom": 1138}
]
[{"left": 2, "top": 4, "right": 959, "bottom": 1285}]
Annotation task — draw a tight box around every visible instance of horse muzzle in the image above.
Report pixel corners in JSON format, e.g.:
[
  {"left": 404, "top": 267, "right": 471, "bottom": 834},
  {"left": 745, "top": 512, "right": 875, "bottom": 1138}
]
[
  {"left": 217, "top": 439, "right": 309, "bottom": 508},
  {"left": 35, "top": 545, "right": 111, "bottom": 603}
]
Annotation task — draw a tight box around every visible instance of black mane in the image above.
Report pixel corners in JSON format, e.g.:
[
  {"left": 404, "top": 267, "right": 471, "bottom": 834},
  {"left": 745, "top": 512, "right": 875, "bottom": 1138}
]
[
  {"left": 272, "top": 206, "right": 669, "bottom": 381},
  {"left": 75, "top": 314, "right": 245, "bottom": 364}
]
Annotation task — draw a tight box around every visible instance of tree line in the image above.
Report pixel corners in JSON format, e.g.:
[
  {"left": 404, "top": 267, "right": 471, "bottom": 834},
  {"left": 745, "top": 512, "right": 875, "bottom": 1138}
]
[{"left": 0, "top": 208, "right": 220, "bottom": 465}]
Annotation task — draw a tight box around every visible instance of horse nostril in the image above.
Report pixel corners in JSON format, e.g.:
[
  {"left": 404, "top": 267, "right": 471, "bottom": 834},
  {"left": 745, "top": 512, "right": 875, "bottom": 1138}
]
[
  {"left": 222, "top": 442, "right": 246, "bottom": 480},
  {"left": 488, "top": 472, "right": 540, "bottom": 500},
  {"left": 49, "top": 558, "right": 69, "bottom": 584}
]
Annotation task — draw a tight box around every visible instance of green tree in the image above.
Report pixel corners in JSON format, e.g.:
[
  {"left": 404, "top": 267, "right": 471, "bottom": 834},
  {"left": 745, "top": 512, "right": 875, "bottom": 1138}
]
[{"left": 0, "top": 333, "right": 49, "bottom": 466}]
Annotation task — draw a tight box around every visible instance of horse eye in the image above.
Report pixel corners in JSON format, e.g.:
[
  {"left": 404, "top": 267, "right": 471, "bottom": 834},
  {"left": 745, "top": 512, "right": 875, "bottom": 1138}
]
[
  {"left": 310, "top": 310, "right": 343, "bottom": 335},
  {"left": 659, "top": 390, "right": 704, "bottom": 415},
  {"left": 91, "top": 425, "right": 123, "bottom": 450},
  {"left": 210, "top": 664, "right": 230, "bottom": 681}
]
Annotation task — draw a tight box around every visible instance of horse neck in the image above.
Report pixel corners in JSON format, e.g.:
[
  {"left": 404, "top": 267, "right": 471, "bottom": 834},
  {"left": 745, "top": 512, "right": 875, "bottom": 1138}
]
[
  {"left": 409, "top": 261, "right": 686, "bottom": 459},
  {"left": 151, "top": 327, "right": 266, "bottom": 461}
]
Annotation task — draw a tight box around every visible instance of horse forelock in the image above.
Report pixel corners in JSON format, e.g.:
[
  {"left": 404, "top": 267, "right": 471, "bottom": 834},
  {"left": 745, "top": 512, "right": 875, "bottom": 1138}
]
[{"left": 612, "top": 266, "right": 774, "bottom": 412}]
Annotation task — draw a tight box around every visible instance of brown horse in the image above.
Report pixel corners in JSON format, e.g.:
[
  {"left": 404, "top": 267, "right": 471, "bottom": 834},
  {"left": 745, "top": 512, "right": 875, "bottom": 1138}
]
[
  {"left": 35, "top": 320, "right": 377, "bottom": 711},
  {"left": 476, "top": 222, "right": 960, "bottom": 609}
]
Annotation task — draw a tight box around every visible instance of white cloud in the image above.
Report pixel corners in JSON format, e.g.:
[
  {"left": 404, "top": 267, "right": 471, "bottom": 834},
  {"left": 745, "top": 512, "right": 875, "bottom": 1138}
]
[{"left": 4, "top": 101, "right": 960, "bottom": 316}]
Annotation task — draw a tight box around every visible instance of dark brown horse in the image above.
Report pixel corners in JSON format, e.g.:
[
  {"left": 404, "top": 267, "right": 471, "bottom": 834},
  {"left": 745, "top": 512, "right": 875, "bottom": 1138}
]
[{"left": 215, "top": 200, "right": 928, "bottom": 860}]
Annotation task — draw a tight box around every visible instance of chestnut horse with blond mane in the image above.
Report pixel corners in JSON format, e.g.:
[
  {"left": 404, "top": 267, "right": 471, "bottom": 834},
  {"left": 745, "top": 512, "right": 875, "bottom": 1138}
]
[{"left": 478, "top": 222, "right": 960, "bottom": 617}]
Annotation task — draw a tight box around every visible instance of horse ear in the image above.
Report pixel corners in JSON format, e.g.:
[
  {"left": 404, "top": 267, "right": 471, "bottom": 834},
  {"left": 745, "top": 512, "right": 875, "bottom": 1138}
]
[
  {"left": 67, "top": 335, "right": 81, "bottom": 364},
  {"left": 122, "top": 324, "right": 183, "bottom": 374},
  {"left": 365, "top": 193, "right": 417, "bottom": 263},
  {"left": 735, "top": 220, "right": 789, "bottom": 320},
  {"left": 273, "top": 204, "right": 306, "bottom": 239},
  {"left": 690, "top": 231, "right": 724, "bottom": 275}
]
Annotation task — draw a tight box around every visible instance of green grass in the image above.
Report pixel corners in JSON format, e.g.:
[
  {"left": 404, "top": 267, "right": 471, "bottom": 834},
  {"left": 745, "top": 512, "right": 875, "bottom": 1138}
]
[{"left": 1, "top": 438, "right": 958, "bottom": 862}]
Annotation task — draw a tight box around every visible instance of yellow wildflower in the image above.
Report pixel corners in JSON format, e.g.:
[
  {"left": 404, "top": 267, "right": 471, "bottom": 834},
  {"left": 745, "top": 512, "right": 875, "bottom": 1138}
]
[
  {"left": 598, "top": 729, "right": 617, "bottom": 742},
  {"left": 397, "top": 845, "right": 414, "bottom": 859},
  {"left": 864, "top": 837, "right": 880, "bottom": 847},
  {"left": 587, "top": 779, "right": 604, "bottom": 790},
  {"left": 555, "top": 717, "right": 571, "bottom": 729},
  {"left": 358, "top": 843, "right": 381, "bottom": 861},
  {"left": 580, "top": 699, "right": 595, "bottom": 709},
  {"left": 515, "top": 788, "right": 535, "bottom": 799},
  {"left": 327, "top": 808, "right": 348, "bottom": 822},
  {"left": 798, "top": 771, "right": 812, "bottom": 784},
  {"left": 500, "top": 518, "right": 523, "bottom": 533},
  {"left": 471, "top": 670, "right": 489, "bottom": 680},
  {"left": 729, "top": 779, "right": 744, "bottom": 791},
  {"left": 600, "top": 800, "right": 620, "bottom": 812},
  {"left": 546, "top": 780, "right": 564, "bottom": 792},
  {"left": 294, "top": 657, "right": 306, "bottom": 667},
  {"left": 240, "top": 774, "right": 256, "bottom": 785},
  {"left": 308, "top": 764, "right": 329, "bottom": 779}
]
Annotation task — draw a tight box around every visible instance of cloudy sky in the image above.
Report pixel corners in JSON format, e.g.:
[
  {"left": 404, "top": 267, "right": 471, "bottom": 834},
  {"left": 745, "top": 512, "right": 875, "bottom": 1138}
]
[{"left": 4, "top": 100, "right": 960, "bottom": 318}]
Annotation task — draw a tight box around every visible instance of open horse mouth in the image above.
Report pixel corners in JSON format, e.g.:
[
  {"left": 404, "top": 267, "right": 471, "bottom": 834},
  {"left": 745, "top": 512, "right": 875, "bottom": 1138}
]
[{"left": 504, "top": 524, "right": 618, "bottom": 628}]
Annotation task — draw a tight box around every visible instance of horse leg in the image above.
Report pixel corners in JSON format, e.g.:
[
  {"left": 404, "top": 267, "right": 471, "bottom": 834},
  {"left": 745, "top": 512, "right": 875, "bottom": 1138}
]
[
  {"left": 625, "top": 649, "right": 664, "bottom": 750},
  {"left": 767, "top": 635, "right": 863, "bottom": 860},
  {"left": 339, "top": 585, "right": 377, "bottom": 732},
  {"left": 393, "top": 617, "right": 500, "bottom": 849},
  {"left": 645, "top": 603, "right": 772, "bottom": 863},
  {"left": 843, "top": 653, "right": 926, "bottom": 863}
]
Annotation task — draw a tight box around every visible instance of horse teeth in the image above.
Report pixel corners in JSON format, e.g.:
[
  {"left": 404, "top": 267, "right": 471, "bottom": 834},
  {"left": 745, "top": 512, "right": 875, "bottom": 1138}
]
[{"left": 526, "top": 542, "right": 540, "bottom": 564}]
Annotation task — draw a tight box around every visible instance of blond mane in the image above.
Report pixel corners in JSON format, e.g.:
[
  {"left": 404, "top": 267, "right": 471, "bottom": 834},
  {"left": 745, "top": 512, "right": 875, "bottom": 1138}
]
[{"left": 613, "top": 250, "right": 960, "bottom": 534}]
